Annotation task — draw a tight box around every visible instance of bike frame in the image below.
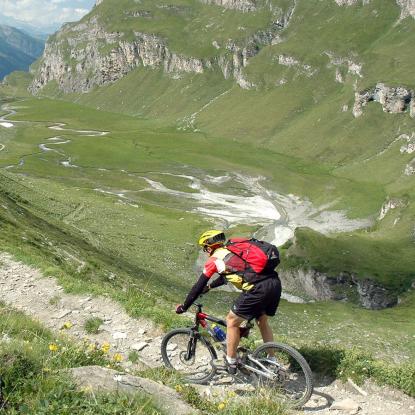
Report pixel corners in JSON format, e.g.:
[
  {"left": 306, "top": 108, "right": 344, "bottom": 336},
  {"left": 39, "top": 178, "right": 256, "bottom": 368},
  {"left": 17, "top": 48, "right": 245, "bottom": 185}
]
[
  {"left": 194, "top": 303, "right": 227, "bottom": 331},
  {"left": 183, "top": 303, "right": 226, "bottom": 361},
  {"left": 188, "top": 304, "right": 279, "bottom": 380}
]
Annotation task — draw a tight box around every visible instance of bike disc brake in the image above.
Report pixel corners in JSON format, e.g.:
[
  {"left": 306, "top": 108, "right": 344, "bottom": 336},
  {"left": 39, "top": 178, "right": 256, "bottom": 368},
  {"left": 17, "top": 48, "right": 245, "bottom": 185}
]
[{"left": 179, "top": 351, "right": 196, "bottom": 366}]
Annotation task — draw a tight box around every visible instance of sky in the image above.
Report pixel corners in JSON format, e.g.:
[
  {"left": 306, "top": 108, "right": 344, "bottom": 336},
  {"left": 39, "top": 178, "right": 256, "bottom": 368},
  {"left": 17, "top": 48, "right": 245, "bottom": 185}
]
[{"left": 0, "top": 0, "right": 96, "bottom": 33}]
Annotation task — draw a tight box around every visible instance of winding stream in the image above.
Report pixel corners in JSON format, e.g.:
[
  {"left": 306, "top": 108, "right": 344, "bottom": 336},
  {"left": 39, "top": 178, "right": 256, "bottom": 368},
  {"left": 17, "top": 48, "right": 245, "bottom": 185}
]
[
  {"left": 0, "top": 106, "right": 17, "bottom": 159},
  {"left": 0, "top": 103, "right": 108, "bottom": 169},
  {"left": 49, "top": 123, "right": 109, "bottom": 137},
  {"left": 0, "top": 106, "right": 17, "bottom": 129}
]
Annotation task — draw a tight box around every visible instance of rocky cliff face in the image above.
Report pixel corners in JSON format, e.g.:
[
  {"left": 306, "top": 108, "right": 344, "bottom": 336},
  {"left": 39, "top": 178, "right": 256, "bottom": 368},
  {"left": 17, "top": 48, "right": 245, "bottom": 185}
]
[
  {"left": 396, "top": 0, "right": 415, "bottom": 20},
  {"left": 335, "top": 0, "right": 415, "bottom": 20},
  {"left": 30, "top": 18, "right": 207, "bottom": 94},
  {"left": 400, "top": 132, "right": 415, "bottom": 154},
  {"left": 199, "top": 0, "right": 257, "bottom": 12},
  {"left": 334, "top": 0, "right": 361, "bottom": 6},
  {"left": 324, "top": 51, "right": 362, "bottom": 83},
  {"left": 353, "top": 83, "right": 414, "bottom": 118},
  {"left": 277, "top": 54, "right": 317, "bottom": 77},
  {"left": 405, "top": 158, "right": 415, "bottom": 175},
  {"left": 30, "top": 2, "right": 295, "bottom": 94},
  {"left": 279, "top": 268, "right": 400, "bottom": 310},
  {"left": 378, "top": 198, "right": 406, "bottom": 220}
]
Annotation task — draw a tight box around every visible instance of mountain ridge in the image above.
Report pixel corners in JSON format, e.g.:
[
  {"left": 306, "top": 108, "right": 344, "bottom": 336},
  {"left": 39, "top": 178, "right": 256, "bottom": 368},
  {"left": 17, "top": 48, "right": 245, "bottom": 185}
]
[
  {"left": 0, "top": 24, "right": 44, "bottom": 79},
  {"left": 29, "top": 1, "right": 296, "bottom": 93}
]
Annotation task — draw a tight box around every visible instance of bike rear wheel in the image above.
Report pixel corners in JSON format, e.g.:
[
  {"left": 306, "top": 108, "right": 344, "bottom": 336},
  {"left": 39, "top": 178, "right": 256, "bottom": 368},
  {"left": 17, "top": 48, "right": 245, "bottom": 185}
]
[
  {"left": 161, "top": 328, "right": 217, "bottom": 384},
  {"left": 251, "top": 342, "right": 313, "bottom": 408}
]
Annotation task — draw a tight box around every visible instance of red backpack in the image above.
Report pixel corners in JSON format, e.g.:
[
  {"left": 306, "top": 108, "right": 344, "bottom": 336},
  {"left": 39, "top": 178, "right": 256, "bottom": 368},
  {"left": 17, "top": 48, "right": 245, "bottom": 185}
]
[{"left": 225, "top": 238, "right": 280, "bottom": 283}]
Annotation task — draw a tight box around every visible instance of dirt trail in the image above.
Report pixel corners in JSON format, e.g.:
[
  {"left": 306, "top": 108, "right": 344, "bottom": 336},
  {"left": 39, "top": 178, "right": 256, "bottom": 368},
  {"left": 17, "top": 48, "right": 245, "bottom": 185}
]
[
  {"left": 0, "top": 253, "right": 163, "bottom": 370},
  {"left": 0, "top": 253, "right": 414, "bottom": 414}
]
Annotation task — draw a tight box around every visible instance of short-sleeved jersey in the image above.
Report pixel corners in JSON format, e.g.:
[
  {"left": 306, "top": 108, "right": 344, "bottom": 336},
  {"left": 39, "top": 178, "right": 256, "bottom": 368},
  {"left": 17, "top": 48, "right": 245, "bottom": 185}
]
[{"left": 203, "top": 247, "right": 254, "bottom": 291}]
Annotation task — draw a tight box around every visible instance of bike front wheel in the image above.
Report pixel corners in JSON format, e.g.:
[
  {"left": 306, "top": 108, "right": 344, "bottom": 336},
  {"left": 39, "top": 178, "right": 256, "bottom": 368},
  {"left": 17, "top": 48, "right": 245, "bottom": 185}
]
[
  {"left": 251, "top": 342, "right": 313, "bottom": 408},
  {"left": 161, "top": 328, "right": 217, "bottom": 384}
]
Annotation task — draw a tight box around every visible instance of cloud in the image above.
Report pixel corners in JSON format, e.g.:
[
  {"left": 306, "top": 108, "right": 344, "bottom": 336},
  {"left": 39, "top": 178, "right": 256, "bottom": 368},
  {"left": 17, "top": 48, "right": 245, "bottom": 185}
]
[{"left": 0, "top": 0, "right": 95, "bottom": 29}]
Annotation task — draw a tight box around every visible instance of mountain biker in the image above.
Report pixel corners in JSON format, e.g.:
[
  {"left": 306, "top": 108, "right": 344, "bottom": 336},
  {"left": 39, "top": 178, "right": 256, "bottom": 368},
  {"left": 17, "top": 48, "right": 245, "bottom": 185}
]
[{"left": 176, "top": 230, "right": 282, "bottom": 375}]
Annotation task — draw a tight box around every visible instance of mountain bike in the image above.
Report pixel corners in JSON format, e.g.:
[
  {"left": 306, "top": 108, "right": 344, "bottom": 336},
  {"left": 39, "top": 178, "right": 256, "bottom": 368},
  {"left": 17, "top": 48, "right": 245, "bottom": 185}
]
[{"left": 161, "top": 303, "right": 313, "bottom": 408}]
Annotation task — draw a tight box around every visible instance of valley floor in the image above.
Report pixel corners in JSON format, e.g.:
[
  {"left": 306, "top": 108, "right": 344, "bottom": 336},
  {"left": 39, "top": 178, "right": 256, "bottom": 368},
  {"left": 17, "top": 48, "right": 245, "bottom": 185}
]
[{"left": 1, "top": 252, "right": 414, "bottom": 415}]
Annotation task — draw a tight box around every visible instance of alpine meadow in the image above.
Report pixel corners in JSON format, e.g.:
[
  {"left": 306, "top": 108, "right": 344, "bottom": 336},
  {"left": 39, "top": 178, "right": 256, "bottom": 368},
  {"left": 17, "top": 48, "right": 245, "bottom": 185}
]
[{"left": 0, "top": 0, "right": 414, "bottom": 414}]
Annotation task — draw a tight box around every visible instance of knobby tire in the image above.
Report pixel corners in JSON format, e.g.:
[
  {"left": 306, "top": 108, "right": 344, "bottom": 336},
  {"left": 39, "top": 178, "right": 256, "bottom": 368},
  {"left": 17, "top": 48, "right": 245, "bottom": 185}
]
[
  {"left": 252, "top": 342, "right": 313, "bottom": 408},
  {"left": 161, "top": 328, "right": 217, "bottom": 384}
]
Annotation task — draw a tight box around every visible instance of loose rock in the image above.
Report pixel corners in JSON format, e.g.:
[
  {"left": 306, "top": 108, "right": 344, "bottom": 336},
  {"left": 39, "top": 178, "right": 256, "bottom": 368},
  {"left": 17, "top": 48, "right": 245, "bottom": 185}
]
[
  {"left": 69, "top": 366, "right": 198, "bottom": 415},
  {"left": 330, "top": 398, "right": 360, "bottom": 412}
]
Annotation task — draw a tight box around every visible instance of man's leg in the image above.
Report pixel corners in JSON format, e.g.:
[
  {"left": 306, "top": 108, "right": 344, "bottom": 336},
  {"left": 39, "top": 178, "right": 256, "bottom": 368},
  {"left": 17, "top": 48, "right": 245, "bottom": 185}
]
[
  {"left": 226, "top": 310, "right": 245, "bottom": 360},
  {"left": 256, "top": 314, "right": 274, "bottom": 343},
  {"left": 256, "top": 314, "right": 276, "bottom": 358}
]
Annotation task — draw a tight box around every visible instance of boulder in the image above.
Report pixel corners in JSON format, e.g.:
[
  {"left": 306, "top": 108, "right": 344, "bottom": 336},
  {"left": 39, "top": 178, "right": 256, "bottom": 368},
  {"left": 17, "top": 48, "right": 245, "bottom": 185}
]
[
  {"left": 353, "top": 83, "right": 414, "bottom": 117},
  {"left": 69, "top": 366, "right": 198, "bottom": 415},
  {"left": 330, "top": 398, "right": 360, "bottom": 413},
  {"left": 356, "top": 279, "right": 398, "bottom": 310}
]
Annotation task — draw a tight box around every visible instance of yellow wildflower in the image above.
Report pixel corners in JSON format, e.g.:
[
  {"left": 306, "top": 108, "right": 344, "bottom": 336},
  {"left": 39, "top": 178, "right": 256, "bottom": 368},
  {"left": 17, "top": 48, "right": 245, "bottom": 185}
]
[
  {"left": 175, "top": 385, "right": 183, "bottom": 393},
  {"left": 80, "top": 386, "right": 93, "bottom": 394},
  {"left": 113, "top": 353, "right": 123, "bottom": 362},
  {"left": 48, "top": 343, "right": 59, "bottom": 352},
  {"left": 88, "top": 343, "right": 97, "bottom": 352},
  {"left": 101, "top": 342, "right": 111, "bottom": 353},
  {"left": 61, "top": 321, "right": 73, "bottom": 330},
  {"left": 227, "top": 391, "right": 237, "bottom": 398},
  {"left": 218, "top": 402, "right": 226, "bottom": 410}
]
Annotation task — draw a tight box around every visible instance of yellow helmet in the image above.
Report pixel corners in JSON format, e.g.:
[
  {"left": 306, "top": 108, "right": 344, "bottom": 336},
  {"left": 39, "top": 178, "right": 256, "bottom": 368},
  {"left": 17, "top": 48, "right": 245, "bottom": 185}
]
[{"left": 198, "top": 230, "right": 226, "bottom": 250}]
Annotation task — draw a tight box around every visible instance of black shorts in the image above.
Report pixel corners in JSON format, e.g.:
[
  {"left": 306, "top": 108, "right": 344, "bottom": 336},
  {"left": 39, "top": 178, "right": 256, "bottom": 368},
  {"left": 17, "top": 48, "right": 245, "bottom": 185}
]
[{"left": 231, "top": 275, "right": 282, "bottom": 321}]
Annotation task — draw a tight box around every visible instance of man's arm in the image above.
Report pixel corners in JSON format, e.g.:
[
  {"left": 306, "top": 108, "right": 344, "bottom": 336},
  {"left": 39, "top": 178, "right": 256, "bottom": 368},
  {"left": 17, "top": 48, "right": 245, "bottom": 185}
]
[
  {"left": 178, "top": 273, "right": 209, "bottom": 312},
  {"left": 176, "top": 255, "right": 224, "bottom": 313},
  {"left": 205, "top": 275, "right": 227, "bottom": 291}
]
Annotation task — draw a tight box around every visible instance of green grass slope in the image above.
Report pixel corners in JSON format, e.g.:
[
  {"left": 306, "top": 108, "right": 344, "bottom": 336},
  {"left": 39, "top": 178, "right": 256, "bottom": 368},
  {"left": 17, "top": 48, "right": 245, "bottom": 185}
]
[
  {"left": 0, "top": 169, "right": 413, "bottom": 396},
  {"left": 0, "top": 98, "right": 414, "bottom": 352},
  {"left": 48, "top": 0, "right": 413, "bottom": 296},
  {"left": 0, "top": 303, "right": 164, "bottom": 414}
]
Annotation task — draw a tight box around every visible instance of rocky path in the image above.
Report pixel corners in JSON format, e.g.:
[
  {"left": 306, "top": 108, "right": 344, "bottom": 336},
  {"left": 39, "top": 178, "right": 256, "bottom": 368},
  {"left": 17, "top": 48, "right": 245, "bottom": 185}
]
[
  {"left": 0, "top": 253, "right": 163, "bottom": 371},
  {"left": 0, "top": 252, "right": 414, "bottom": 415}
]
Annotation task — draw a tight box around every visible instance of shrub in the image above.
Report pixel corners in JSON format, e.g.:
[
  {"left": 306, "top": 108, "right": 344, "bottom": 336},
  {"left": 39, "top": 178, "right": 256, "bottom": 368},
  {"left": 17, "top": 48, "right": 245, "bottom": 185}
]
[{"left": 84, "top": 317, "right": 103, "bottom": 334}]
